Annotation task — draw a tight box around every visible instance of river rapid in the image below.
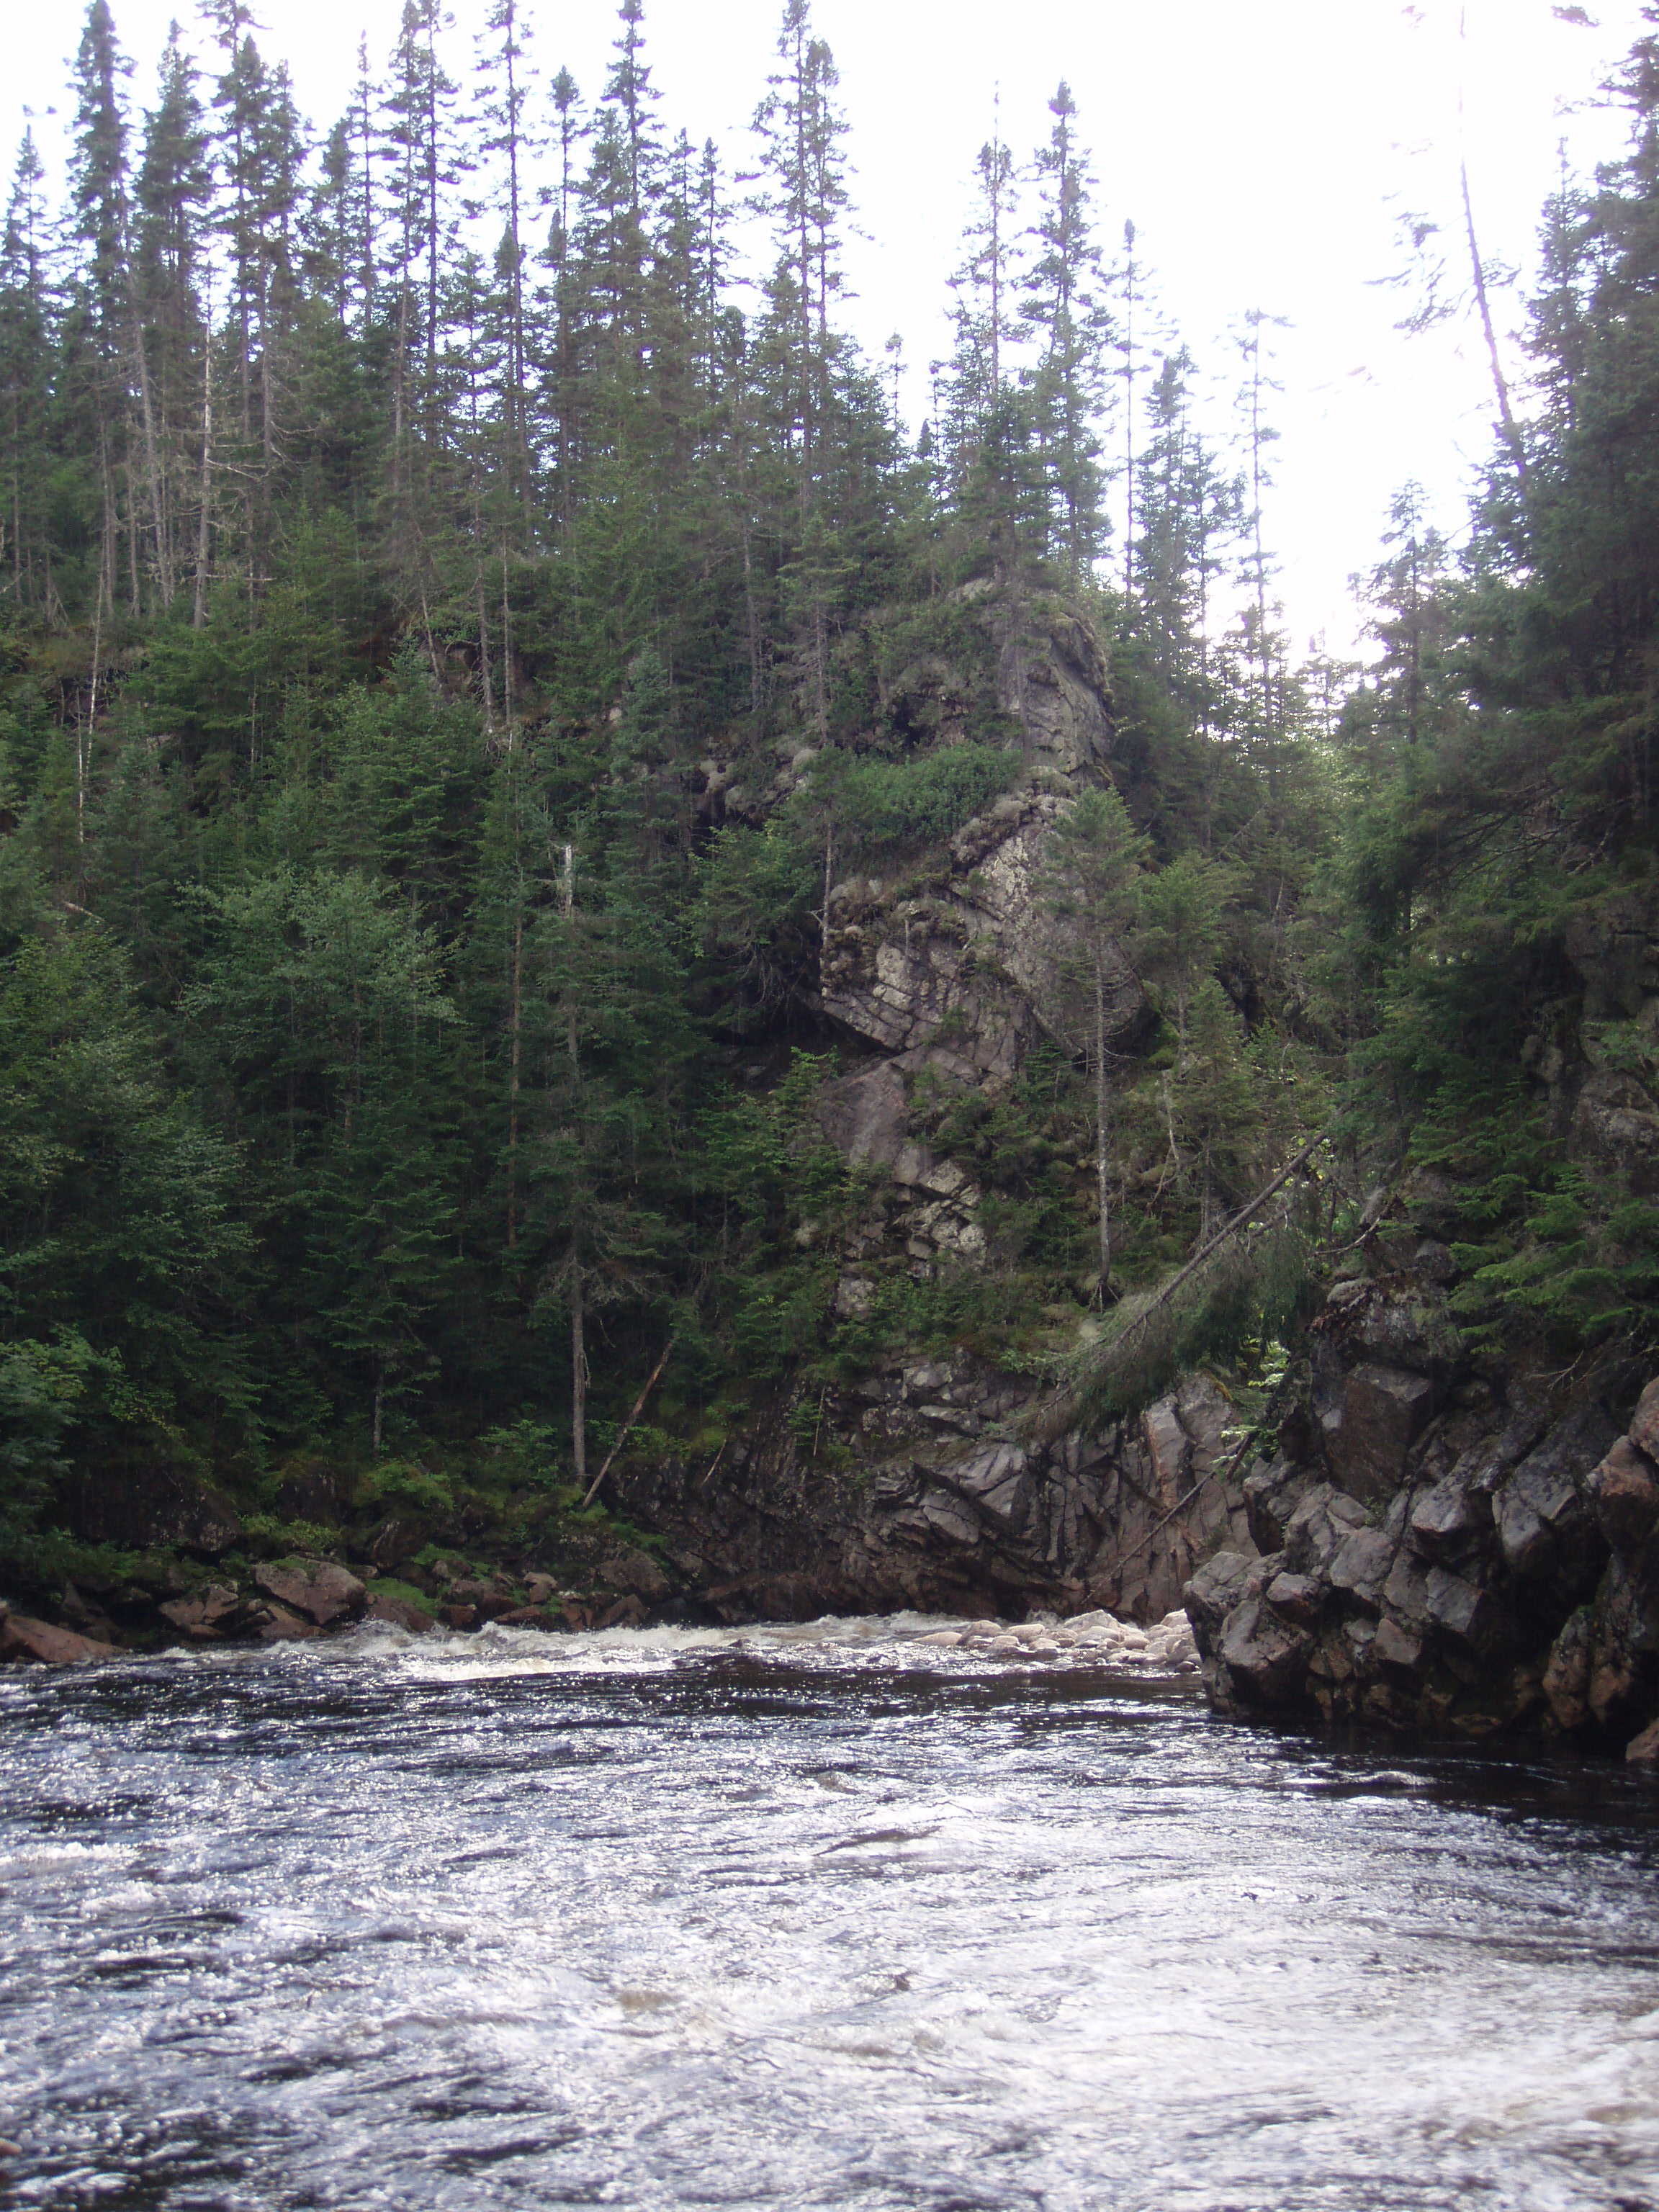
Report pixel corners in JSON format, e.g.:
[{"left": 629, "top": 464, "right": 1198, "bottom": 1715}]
[{"left": 2, "top": 1614, "right": 1658, "bottom": 2212}]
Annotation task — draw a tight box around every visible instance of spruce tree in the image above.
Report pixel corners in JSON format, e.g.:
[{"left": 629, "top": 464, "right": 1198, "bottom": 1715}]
[
  {"left": 1020, "top": 82, "right": 1111, "bottom": 580},
  {"left": 0, "top": 135, "right": 53, "bottom": 610}
]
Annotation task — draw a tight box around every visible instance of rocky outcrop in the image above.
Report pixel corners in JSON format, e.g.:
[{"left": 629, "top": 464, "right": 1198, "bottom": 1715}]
[
  {"left": 6, "top": 598, "right": 1152, "bottom": 1658},
  {"left": 1184, "top": 877, "right": 1659, "bottom": 1759},
  {"left": 1189, "top": 1277, "right": 1659, "bottom": 1758},
  {"left": 616, "top": 598, "right": 1241, "bottom": 1627},
  {"left": 800, "top": 611, "right": 1143, "bottom": 1310},
  {"left": 614, "top": 1362, "right": 1250, "bottom": 1627},
  {"left": 157, "top": 1583, "right": 241, "bottom": 1638},
  {"left": 815, "top": 1058, "right": 987, "bottom": 1286},
  {"left": 819, "top": 786, "right": 1145, "bottom": 1093}
]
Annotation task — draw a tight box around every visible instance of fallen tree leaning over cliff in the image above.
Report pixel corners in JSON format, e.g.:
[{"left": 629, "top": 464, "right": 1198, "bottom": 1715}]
[{"left": 1018, "top": 1130, "right": 1332, "bottom": 1447}]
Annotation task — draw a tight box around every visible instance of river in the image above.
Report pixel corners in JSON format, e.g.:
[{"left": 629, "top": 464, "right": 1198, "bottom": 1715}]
[{"left": 2, "top": 1614, "right": 1657, "bottom": 2211}]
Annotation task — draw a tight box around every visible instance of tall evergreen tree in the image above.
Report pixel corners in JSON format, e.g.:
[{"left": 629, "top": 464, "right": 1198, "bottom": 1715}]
[
  {"left": 0, "top": 134, "right": 53, "bottom": 610},
  {"left": 1021, "top": 82, "right": 1111, "bottom": 580}
]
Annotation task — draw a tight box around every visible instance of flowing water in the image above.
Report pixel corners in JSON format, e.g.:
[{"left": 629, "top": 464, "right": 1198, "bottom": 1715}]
[{"left": 2, "top": 1614, "right": 1658, "bottom": 2212}]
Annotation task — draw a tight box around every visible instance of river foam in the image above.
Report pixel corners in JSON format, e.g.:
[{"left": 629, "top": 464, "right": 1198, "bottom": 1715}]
[{"left": 313, "top": 1604, "right": 1202, "bottom": 1682}]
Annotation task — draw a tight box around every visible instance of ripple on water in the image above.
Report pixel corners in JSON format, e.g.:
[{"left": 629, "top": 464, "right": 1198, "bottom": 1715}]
[{"left": 0, "top": 1619, "right": 1656, "bottom": 2212}]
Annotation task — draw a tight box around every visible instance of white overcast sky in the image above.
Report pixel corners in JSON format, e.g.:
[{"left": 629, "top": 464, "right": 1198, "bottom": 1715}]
[{"left": 5, "top": 0, "right": 1651, "bottom": 655}]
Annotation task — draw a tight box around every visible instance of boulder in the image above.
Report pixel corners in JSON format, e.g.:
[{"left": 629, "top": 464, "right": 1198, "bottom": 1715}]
[
  {"left": 1327, "top": 1363, "right": 1437, "bottom": 1503},
  {"left": 1327, "top": 1527, "right": 1395, "bottom": 1611},
  {"left": 1263, "top": 1570, "right": 1324, "bottom": 1628},
  {"left": 594, "top": 1550, "right": 671, "bottom": 1601},
  {"left": 249, "top": 1601, "right": 318, "bottom": 1642},
  {"left": 367, "top": 1515, "right": 432, "bottom": 1573},
  {"left": 1284, "top": 1485, "right": 1371, "bottom": 1579},
  {"left": 1628, "top": 1377, "right": 1659, "bottom": 1462},
  {"left": 597, "top": 1593, "right": 648, "bottom": 1629},
  {"left": 1216, "top": 1596, "right": 1312, "bottom": 1704},
  {"left": 1243, "top": 1457, "right": 1319, "bottom": 1554},
  {"left": 1588, "top": 1437, "right": 1659, "bottom": 1547},
  {"left": 0, "top": 1614, "right": 117, "bottom": 1664},
  {"left": 253, "top": 1558, "right": 366, "bottom": 1627},
  {"left": 1182, "top": 1550, "right": 1256, "bottom": 1643},
  {"left": 1542, "top": 1608, "right": 1595, "bottom": 1732},
  {"left": 1381, "top": 1551, "right": 1433, "bottom": 1631},
  {"left": 1424, "top": 1565, "right": 1501, "bottom": 1653},
  {"left": 158, "top": 1585, "right": 240, "bottom": 1638},
  {"left": 1626, "top": 1717, "right": 1659, "bottom": 1765},
  {"left": 365, "top": 1594, "right": 433, "bottom": 1633},
  {"left": 448, "top": 1576, "right": 517, "bottom": 1620},
  {"left": 1407, "top": 1474, "right": 1491, "bottom": 1563},
  {"left": 1372, "top": 1615, "right": 1425, "bottom": 1677}
]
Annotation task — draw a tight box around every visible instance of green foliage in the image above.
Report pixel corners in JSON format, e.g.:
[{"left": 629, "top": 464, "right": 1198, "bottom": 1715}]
[
  {"left": 827, "top": 1265, "right": 1038, "bottom": 1372},
  {"left": 686, "top": 825, "right": 817, "bottom": 1025},
  {"left": 1040, "top": 785, "right": 1151, "bottom": 948},
  {"left": 476, "top": 1421, "right": 566, "bottom": 1493},
  {"left": 810, "top": 742, "right": 1020, "bottom": 856},
  {"left": 15, "top": 0, "right": 1659, "bottom": 1557},
  {"left": 358, "top": 1460, "right": 457, "bottom": 1515},
  {"left": 0, "top": 927, "right": 253, "bottom": 1486},
  {"left": 238, "top": 1516, "right": 346, "bottom": 1557},
  {"left": 0, "top": 1328, "right": 123, "bottom": 1563},
  {"left": 1073, "top": 1213, "right": 1317, "bottom": 1420},
  {"left": 1408, "top": 1094, "right": 1659, "bottom": 1358},
  {"left": 364, "top": 1577, "right": 436, "bottom": 1614}
]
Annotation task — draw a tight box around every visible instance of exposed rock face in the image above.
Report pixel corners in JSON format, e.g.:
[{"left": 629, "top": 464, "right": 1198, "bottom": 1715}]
[
  {"left": 633, "top": 600, "right": 1242, "bottom": 1627},
  {"left": 1188, "top": 1275, "right": 1659, "bottom": 1758},
  {"left": 819, "top": 787, "right": 1146, "bottom": 1093},
  {"left": 365, "top": 1593, "right": 434, "bottom": 1633},
  {"left": 595, "top": 1550, "right": 672, "bottom": 1601},
  {"left": 618, "top": 1362, "right": 1250, "bottom": 1627},
  {"left": 801, "top": 611, "right": 1145, "bottom": 1318}
]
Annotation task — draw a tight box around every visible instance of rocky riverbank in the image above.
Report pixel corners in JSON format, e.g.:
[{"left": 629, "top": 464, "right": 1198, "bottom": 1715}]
[
  {"left": 0, "top": 1577, "right": 1200, "bottom": 1674},
  {"left": 1183, "top": 1267, "right": 1659, "bottom": 1767}
]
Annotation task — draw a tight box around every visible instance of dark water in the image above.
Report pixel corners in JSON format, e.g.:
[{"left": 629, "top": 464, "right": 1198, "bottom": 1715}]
[{"left": 2, "top": 1615, "right": 1658, "bottom": 2211}]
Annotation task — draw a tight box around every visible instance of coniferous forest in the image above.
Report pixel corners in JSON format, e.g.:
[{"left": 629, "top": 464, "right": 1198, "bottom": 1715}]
[{"left": 6, "top": 0, "right": 1659, "bottom": 1627}]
